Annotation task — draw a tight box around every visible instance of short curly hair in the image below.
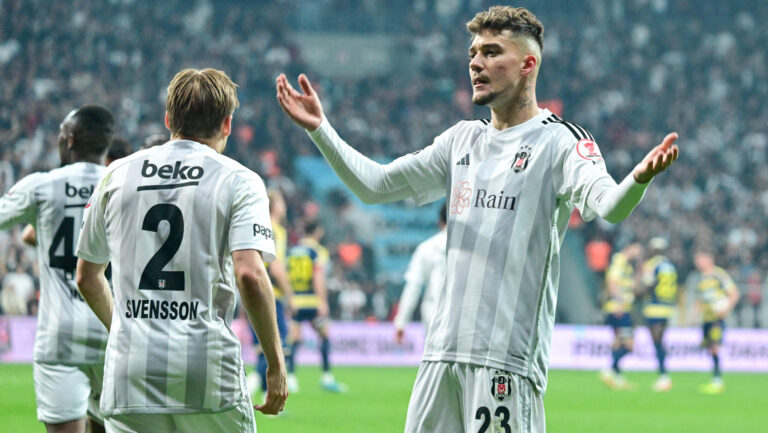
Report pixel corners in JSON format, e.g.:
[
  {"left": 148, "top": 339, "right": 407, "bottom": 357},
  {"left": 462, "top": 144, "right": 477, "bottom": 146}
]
[{"left": 466, "top": 6, "right": 544, "bottom": 51}]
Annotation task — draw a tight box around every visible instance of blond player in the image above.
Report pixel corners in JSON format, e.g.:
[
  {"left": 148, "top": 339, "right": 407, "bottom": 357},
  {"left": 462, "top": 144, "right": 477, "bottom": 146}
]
[{"left": 75, "top": 69, "right": 287, "bottom": 432}]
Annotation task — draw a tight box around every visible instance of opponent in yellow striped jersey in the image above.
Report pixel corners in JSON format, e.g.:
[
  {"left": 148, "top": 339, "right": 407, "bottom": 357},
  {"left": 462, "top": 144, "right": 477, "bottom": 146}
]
[
  {"left": 285, "top": 221, "right": 345, "bottom": 393},
  {"left": 694, "top": 251, "right": 739, "bottom": 394},
  {"left": 639, "top": 237, "right": 677, "bottom": 391},
  {"left": 600, "top": 243, "right": 642, "bottom": 391}
]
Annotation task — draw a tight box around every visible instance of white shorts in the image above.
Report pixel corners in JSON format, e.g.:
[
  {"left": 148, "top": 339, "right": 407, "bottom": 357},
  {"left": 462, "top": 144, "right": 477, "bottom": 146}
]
[
  {"left": 104, "top": 398, "right": 256, "bottom": 433},
  {"left": 404, "top": 361, "right": 546, "bottom": 433},
  {"left": 33, "top": 362, "right": 104, "bottom": 424}
]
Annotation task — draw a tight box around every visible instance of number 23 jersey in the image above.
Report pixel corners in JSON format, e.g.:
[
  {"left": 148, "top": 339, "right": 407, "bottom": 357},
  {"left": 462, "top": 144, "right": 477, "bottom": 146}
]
[
  {"left": 76, "top": 141, "right": 276, "bottom": 415},
  {"left": 0, "top": 162, "right": 107, "bottom": 365}
]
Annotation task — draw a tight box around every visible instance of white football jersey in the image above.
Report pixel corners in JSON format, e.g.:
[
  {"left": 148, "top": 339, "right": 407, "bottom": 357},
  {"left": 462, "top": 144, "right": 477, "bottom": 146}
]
[
  {"left": 388, "top": 108, "right": 616, "bottom": 393},
  {"left": 0, "top": 162, "right": 108, "bottom": 365},
  {"left": 76, "top": 141, "right": 276, "bottom": 415},
  {"left": 394, "top": 229, "right": 446, "bottom": 330}
]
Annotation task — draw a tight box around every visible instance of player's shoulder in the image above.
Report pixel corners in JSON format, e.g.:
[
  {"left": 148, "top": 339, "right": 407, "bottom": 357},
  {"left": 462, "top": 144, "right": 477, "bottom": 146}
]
[
  {"left": 441, "top": 119, "right": 489, "bottom": 140},
  {"left": 540, "top": 113, "right": 594, "bottom": 141},
  {"left": 7, "top": 171, "right": 47, "bottom": 194},
  {"left": 712, "top": 266, "right": 732, "bottom": 280},
  {"left": 611, "top": 252, "right": 627, "bottom": 264},
  {"left": 48, "top": 161, "right": 106, "bottom": 180}
]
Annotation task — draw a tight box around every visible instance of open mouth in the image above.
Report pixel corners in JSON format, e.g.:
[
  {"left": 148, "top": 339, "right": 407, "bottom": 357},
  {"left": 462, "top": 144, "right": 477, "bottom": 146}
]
[{"left": 473, "top": 77, "right": 488, "bottom": 87}]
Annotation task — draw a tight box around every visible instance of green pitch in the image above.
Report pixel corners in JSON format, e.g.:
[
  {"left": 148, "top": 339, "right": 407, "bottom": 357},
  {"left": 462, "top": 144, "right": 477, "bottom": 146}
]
[{"left": 2, "top": 364, "right": 767, "bottom": 432}]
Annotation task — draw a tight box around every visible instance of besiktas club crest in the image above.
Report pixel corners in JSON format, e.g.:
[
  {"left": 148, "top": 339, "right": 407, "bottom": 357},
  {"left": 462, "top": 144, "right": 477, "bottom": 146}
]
[
  {"left": 512, "top": 144, "right": 532, "bottom": 173},
  {"left": 491, "top": 370, "right": 513, "bottom": 401}
]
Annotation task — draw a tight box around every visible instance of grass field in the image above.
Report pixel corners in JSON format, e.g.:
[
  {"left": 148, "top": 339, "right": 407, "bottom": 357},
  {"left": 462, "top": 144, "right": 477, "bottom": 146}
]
[{"left": 1, "top": 364, "right": 767, "bottom": 432}]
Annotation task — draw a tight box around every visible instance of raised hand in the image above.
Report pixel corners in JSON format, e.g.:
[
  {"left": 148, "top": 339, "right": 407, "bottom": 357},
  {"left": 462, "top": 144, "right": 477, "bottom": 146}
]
[
  {"left": 276, "top": 73, "right": 324, "bottom": 130},
  {"left": 633, "top": 132, "right": 680, "bottom": 183}
]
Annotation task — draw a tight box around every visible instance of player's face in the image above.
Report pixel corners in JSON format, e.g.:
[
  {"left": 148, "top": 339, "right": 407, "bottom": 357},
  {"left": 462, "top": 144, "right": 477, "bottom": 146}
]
[
  {"left": 468, "top": 29, "right": 526, "bottom": 107},
  {"left": 694, "top": 253, "right": 713, "bottom": 271}
]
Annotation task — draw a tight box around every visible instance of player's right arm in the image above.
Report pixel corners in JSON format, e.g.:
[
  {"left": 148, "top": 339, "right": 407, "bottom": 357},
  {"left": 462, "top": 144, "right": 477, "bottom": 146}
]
[
  {"left": 394, "top": 241, "right": 430, "bottom": 342},
  {"left": 21, "top": 225, "right": 36, "bottom": 246},
  {"left": 268, "top": 257, "right": 295, "bottom": 316},
  {"left": 233, "top": 249, "right": 288, "bottom": 414},
  {"left": 0, "top": 174, "right": 41, "bottom": 230},
  {"left": 276, "top": 73, "right": 448, "bottom": 205}
]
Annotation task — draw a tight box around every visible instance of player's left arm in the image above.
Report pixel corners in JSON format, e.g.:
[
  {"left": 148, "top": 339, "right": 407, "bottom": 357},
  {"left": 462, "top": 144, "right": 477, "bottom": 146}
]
[
  {"left": 75, "top": 174, "right": 113, "bottom": 329},
  {"left": 313, "top": 263, "right": 329, "bottom": 318},
  {"left": 721, "top": 272, "right": 740, "bottom": 318},
  {"left": 75, "top": 259, "right": 113, "bottom": 330},
  {"left": 313, "top": 247, "right": 331, "bottom": 317},
  {"left": 592, "top": 133, "right": 678, "bottom": 222}
]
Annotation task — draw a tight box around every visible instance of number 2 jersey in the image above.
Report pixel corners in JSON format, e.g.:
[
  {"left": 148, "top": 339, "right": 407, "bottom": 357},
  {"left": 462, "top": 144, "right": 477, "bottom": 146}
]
[
  {"left": 0, "top": 162, "right": 108, "bottom": 365},
  {"left": 76, "top": 141, "right": 276, "bottom": 416}
]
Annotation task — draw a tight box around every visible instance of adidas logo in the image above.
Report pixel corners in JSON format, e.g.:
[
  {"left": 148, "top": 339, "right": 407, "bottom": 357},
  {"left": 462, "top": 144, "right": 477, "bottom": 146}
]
[{"left": 456, "top": 153, "right": 470, "bottom": 166}]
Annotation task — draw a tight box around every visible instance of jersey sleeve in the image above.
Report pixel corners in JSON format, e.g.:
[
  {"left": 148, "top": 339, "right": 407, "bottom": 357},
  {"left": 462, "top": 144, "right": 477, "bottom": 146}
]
[
  {"left": 0, "top": 173, "right": 41, "bottom": 230},
  {"left": 76, "top": 174, "right": 111, "bottom": 264},
  {"left": 557, "top": 135, "right": 615, "bottom": 221},
  {"left": 227, "top": 171, "right": 277, "bottom": 263},
  {"left": 718, "top": 269, "right": 738, "bottom": 295},
  {"left": 315, "top": 245, "right": 330, "bottom": 270},
  {"left": 388, "top": 127, "right": 452, "bottom": 206}
]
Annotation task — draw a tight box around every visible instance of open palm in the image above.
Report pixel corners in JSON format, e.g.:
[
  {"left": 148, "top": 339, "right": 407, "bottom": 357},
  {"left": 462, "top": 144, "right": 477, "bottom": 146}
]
[
  {"left": 276, "top": 73, "right": 324, "bottom": 130},
  {"left": 633, "top": 132, "right": 680, "bottom": 183}
]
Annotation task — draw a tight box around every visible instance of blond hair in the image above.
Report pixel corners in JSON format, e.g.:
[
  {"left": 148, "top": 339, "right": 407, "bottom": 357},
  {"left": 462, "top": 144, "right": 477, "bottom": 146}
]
[
  {"left": 166, "top": 68, "right": 240, "bottom": 139},
  {"left": 467, "top": 6, "right": 544, "bottom": 50}
]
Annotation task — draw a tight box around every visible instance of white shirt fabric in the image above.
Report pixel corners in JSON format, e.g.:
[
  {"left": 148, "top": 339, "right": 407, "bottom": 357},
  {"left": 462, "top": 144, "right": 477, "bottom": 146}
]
[
  {"left": 394, "top": 229, "right": 447, "bottom": 330},
  {"left": 1, "top": 270, "right": 35, "bottom": 314},
  {"left": 307, "top": 108, "right": 650, "bottom": 393},
  {"left": 0, "top": 162, "right": 108, "bottom": 364},
  {"left": 76, "top": 140, "right": 275, "bottom": 415}
]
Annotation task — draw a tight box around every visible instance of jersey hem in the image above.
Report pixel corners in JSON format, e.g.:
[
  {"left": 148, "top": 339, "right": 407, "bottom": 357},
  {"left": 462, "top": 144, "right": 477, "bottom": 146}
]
[
  {"left": 102, "top": 399, "right": 246, "bottom": 417},
  {"left": 420, "top": 353, "right": 546, "bottom": 393}
]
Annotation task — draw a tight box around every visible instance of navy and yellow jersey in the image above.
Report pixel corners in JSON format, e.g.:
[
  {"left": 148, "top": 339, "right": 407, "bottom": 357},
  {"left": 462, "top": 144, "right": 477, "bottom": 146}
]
[
  {"left": 267, "top": 220, "right": 288, "bottom": 299},
  {"left": 287, "top": 237, "right": 329, "bottom": 310},
  {"left": 697, "top": 266, "right": 737, "bottom": 322},
  {"left": 641, "top": 255, "right": 678, "bottom": 319},
  {"left": 603, "top": 252, "right": 635, "bottom": 314}
]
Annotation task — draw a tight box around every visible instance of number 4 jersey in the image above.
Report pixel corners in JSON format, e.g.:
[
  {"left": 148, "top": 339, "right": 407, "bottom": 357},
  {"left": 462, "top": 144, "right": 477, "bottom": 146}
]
[
  {"left": 0, "top": 162, "right": 108, "bottom": 365},
  {"left": 76, "top": 141, "right": 276, "bottom": 416}
]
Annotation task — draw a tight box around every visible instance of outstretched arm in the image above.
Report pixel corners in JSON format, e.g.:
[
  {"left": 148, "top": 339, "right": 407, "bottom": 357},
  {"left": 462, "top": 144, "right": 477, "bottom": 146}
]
[
  {"left": 276, "top": 74, "right": 414, "bottom": 204},
  {"left": 588, "top": 133, "right": 679, "bottom": 223}
]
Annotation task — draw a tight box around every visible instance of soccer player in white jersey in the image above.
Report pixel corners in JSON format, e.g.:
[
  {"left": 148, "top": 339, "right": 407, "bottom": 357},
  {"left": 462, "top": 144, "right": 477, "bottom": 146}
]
[
  {"left": 0, "top": 104, "right": 115, "bottom": 433},
  {"left": 75, "top": 68, "right": 288, "bottom": 432},
  {"left": 278, "top": 5, "right": 680, "bottom": 431},
  {"left": 394, "top": 203, "right": 447, "bottom": 345}
]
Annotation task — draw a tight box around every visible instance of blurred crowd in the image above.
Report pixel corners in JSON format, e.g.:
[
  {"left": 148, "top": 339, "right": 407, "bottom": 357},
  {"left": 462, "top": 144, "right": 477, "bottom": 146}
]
[{"left": 1, "top": 0, "right": 766, "bottom": 324}]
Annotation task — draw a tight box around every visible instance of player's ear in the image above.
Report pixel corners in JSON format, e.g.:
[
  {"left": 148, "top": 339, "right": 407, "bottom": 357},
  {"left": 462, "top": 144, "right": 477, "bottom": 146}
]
[
  {"left": 220, "top": 115, "right": 232, "bottom": 138},
  {"left": 521, "top": 54, "right": 537, "bottom": 77},
  {"left": 164, "top": 112, "right": 171, "bottom": 131}
]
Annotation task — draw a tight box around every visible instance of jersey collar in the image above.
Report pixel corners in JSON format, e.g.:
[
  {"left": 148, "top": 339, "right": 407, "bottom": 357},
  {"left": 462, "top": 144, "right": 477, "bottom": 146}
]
[{"left": 485, "top": 108, "right": 552, "bottom": 138}]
